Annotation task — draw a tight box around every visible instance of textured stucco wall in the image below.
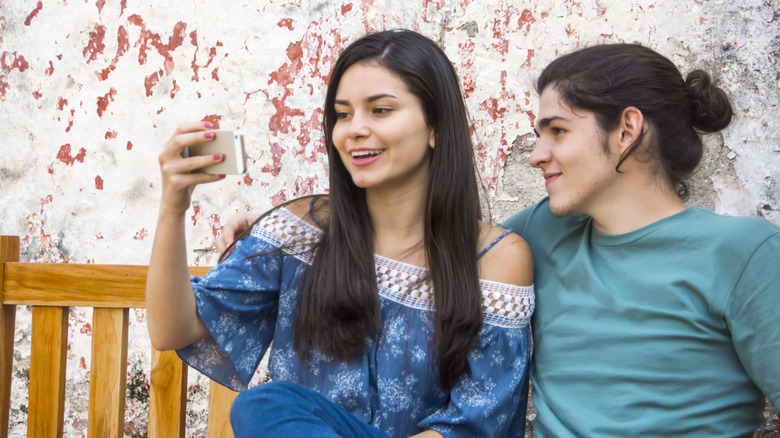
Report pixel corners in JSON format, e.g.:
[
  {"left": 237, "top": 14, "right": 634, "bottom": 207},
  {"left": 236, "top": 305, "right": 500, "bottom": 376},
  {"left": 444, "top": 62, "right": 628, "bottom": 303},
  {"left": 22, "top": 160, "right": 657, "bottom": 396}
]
[{"left": 0, "top": 0, "right": 777, "bottom": 436}]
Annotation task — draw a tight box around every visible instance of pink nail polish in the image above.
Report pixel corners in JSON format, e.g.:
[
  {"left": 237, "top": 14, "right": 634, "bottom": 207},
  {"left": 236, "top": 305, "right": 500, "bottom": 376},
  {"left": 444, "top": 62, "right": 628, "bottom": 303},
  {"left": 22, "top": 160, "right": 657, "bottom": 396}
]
[
  {"left": 204, "top": 122, "right": 213, "bottom": 128},
  {"left": 204, "top": 131, "right": 214, "bottom": 138},
  {"left": 213, "top": 153, "right": 223, "bottom": 160}
]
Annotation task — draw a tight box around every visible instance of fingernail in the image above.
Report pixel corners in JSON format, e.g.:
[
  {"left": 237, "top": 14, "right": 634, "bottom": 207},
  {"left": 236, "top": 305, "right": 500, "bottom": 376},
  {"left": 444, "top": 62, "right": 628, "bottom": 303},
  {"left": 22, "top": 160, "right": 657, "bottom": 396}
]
[
  {"left": 219, "top": 174, "right": 226, "bottom": 179},
  {"left": 213, "top": 153, "right": 223, "bottom": 160},
  {"left": 204, "top": 131, "right": 214, "bottom": 138},
  {"left": 204, "top": 122, "right": 213, "bottom": 128}
]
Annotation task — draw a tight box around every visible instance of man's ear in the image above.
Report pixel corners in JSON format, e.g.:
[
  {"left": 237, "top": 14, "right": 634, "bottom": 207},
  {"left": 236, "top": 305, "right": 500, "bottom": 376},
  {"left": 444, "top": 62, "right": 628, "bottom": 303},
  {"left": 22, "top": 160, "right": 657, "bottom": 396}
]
[{"left": 616, "top": 107, "right": 646, "bottom": 155}]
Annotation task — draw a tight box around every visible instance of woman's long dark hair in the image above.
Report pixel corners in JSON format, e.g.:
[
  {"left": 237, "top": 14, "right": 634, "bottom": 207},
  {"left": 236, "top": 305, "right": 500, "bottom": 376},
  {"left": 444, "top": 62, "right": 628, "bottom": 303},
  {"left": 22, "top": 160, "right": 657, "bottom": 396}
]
[
  {"left": 537, "top": 43, "right": 734, "bottom": 199},
  {"left": 289, "top": 30, "right": 482, "bottom": 390}
]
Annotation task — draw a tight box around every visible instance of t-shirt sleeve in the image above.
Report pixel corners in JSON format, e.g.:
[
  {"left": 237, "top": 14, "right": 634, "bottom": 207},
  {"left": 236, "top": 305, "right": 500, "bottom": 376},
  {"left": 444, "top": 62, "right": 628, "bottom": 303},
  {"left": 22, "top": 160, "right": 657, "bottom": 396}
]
[
  {"left": 176, "top": 232, "right": 283, "bottom": 391},
  {"left": 417, "top": 287, "right": 534, "bottom": 437},
  {"left": 726, "top": 230, "right": 780, "bottom": 410}
]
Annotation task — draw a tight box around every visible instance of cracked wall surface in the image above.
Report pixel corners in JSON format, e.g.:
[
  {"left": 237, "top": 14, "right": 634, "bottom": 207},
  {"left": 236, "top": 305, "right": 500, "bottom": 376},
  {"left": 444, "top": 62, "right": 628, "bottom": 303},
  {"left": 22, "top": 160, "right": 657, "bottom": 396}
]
[{"left": 1, "top": 0, "right": 778, "bottom": 436}]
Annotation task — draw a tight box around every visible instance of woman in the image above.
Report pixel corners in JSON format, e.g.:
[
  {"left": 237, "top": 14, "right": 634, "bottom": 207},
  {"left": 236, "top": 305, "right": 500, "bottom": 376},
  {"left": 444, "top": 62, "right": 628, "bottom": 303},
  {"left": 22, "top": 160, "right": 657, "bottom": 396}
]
[{"left": 146, "top": 30, "right": 534, "bottom": 438}]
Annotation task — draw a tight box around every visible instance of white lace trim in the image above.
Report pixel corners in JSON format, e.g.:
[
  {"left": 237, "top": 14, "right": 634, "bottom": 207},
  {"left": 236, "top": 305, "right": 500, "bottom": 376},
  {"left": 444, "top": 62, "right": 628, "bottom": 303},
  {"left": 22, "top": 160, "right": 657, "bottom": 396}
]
[{"left": 251, "top": 208, "right": 534, "bottom": 328}]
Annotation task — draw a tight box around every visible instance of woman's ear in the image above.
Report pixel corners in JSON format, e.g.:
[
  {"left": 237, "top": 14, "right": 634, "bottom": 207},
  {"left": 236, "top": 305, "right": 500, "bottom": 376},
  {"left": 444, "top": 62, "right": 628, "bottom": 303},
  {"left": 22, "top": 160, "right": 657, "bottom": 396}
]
[{"left": 428, "top": 130, "right": 436, "bottom": 149}]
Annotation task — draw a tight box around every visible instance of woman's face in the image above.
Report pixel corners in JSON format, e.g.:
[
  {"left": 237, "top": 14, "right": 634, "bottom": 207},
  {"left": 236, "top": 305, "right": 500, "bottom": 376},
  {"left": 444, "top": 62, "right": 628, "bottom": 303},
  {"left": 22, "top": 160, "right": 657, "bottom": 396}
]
[{"left": 331, "top": 62, "right": 435, "bottom": 193}]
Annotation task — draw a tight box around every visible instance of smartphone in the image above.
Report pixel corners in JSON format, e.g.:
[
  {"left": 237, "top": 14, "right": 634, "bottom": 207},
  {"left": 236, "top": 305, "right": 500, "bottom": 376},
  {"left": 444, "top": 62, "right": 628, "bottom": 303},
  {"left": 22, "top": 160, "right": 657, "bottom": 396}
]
[{"left": 183, "top": 130, "right": 247, "bottom": 174}]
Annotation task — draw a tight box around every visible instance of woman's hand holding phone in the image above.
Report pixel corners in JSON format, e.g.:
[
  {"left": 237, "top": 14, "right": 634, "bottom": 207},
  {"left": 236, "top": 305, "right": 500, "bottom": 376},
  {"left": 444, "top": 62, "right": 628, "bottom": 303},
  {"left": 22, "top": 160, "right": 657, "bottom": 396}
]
[{"left": 158, "top": 122, "right": 229, "bottom": 216}]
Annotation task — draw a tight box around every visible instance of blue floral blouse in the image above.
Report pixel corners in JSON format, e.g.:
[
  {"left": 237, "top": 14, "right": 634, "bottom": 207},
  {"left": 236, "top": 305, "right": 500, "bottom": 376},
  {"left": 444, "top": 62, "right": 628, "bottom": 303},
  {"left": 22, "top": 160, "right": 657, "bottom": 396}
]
[{"left": 177, "top": 207, "right": 535, "bottom": 437}]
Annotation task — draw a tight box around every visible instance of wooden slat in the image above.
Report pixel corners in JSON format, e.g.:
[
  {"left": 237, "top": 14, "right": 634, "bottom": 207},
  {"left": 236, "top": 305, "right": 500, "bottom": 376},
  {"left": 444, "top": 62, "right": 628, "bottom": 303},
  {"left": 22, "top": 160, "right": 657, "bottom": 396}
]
[
  {"left": 207, "top": 380, "right": 238, "bottom": 438},
  {"left": 2, "top": 263, "right": 211, "bottom": 308},
  {"left": 149, "top": 348, "right": 187, "bottom": 438},
  {"left": 28, "top": 306, "right": 69, "bottom": 438},
  {"left": 88, "top": 308, "right": 129, "bottom": 438},
  {"left": 0, "top": 236, "right": 20, "bottom": 438}
]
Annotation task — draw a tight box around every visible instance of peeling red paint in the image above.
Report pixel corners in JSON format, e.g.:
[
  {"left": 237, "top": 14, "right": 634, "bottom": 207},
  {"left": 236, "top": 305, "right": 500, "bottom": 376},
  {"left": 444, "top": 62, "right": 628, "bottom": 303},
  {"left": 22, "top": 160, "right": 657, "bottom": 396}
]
[
  {"left": 207, "top": 214, "right": 222, "bottom": 240},
  {"left": 46, "top": 61, "right": 54, "bottom": 76},
  {"left": 170, "top": 79, "right": 180, "bottom": 98},
  {"left": 190, "top": 30, "right": 219, "bottom": 82},
  {"left": 79, "top": 322, "right": 92, "bottom": 336},
  {"left": 105, "top": 130, "right": 117, "bottom": 139},
  {"left": 57, "top": 144, "right": 87, "bottom": 165},
  {"left": 269, "top": 94, "right": 305, "bottom": 135},
  {"left": 242, "top": 173, "right": 254, "bottom": 186},
  {"left": 129, "top": 15, "right": 187, "bottom": 75},
  {"left": 293, "top": 175, "right": 317, "bottom": 197},
  {"left": 341, "top": 4, "right": 353, "bottom": 15},
  {"left": 191, "top": 205, "right": 201, "bottom": 226},
  {"left": 96, "top": 233, "right": 104, "bottom": 240},
  {"left": 458, "top": 40, "right": 476, "bottom": 98},
  {"left": 296, "top": 107, "right": 325, "bottom": 163},
  {"left": 261, "top": 142, "right": 285, "bottom": 176},
  {"left": 144, "top": 69, "right": 162, "bottom": 96},
  {"left": 524, "top": 48, "right": 535, "bottom": 67},
  {"left": 202, "top": 115, "right": 221, "bottom": 128},
  {"left": 268, "top": 41, "right": 304, "bottom": 88},
  {"left": 278, "top": 18, "right": 294, "bottom": 30},
  {"left": 518, "top": 9, "right": 535, "bottom": 34},
  {"left": 32, "top": 90, "right": 42, "bottom": 99},
  {"left": 97, "top": 87, "right": 117, "bottom": 116},
  {"left": 2, "top": 51, "right": 30, "bottom": 72},
  {"left": 24, "top": 1, "right": 43, "bottom": 26},
  {"left": 65, "top": 108, "right": 75, "bottom": 132},
  {"left": 133, "top": 229, "right": 149, "bottom": 240},
  {"left": 41, "top": 195, "right": 53, "bottom": 214},
  {"left": 127, "top": 141, "right": 133, "bottom": 150},
  {"left": 83, "top": 24, "right": 107, "bottom": 63},
  {"left": 270, "top": 191, "right": 288, "bottom": 207},
  {"left": 97, "top": 26, "right": 130, "bottom": 81},
  {"left": 95, "top": 175, "right": 103, "bottom": 190},
  {"left": 96, "top": 0, "right": 106, "bottom": 16}
]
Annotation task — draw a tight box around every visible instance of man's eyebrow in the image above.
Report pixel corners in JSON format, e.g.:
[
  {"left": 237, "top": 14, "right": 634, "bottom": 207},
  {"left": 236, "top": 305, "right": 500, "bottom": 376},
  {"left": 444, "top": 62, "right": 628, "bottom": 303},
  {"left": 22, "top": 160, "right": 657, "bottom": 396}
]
[
  {"left": 537, "top": 116, "right": 566, "bottom": 130},
  {"left": 334, "top": 93, "right": 397, "bottom": 106}
]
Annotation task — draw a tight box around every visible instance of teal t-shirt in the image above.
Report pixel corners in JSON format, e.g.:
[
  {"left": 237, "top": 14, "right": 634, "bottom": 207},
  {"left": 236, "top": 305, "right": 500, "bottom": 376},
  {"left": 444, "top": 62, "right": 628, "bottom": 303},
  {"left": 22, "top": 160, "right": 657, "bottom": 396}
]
[{"left": 503, "top": 198, "right": 780, "bottom": 437}]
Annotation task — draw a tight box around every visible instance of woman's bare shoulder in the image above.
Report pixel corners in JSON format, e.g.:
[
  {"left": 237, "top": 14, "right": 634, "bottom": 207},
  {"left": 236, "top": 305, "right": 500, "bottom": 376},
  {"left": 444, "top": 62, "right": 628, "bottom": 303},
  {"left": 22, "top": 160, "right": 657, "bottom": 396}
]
[
  {"left": 477, "top": 222, "right": 533, "bottom": 287},
  {"left": 280, "top": 195, "right": 330, "bottom": 228}
]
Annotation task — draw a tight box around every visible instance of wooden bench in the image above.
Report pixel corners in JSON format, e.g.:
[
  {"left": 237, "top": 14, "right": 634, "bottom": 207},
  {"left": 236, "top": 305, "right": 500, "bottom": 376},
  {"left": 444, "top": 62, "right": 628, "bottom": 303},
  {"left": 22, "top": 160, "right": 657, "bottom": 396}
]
[{"left": 0, "top": 235, "right": 238, "bottom": 437}]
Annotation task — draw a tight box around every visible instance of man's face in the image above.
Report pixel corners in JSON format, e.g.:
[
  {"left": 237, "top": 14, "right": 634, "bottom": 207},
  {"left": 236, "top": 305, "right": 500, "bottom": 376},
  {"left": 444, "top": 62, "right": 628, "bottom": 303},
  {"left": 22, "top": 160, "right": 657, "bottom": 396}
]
[{"left": 530, "top": 86, "right": 620, "bottom": 217}]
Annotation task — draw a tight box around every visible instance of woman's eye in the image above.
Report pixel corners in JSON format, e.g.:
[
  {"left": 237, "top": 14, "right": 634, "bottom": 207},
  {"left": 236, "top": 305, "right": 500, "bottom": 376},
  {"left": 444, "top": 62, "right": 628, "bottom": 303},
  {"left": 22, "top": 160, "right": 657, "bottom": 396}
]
[
  {"left": 335, "top": 111, "right": 351, "bottom": 120},
  {"left": 373, "top": 107, "right": 392, "bottom": 115},
  {"left": 552, "top": 127, "right": 565, "bottom": 135}
]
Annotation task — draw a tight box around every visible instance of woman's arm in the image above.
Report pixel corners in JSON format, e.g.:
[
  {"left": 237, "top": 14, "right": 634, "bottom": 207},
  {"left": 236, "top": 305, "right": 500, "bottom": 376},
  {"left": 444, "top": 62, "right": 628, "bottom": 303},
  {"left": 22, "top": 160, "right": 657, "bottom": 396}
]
[{"left": 146, "top": 121, "right": 228, "bottom": 351}]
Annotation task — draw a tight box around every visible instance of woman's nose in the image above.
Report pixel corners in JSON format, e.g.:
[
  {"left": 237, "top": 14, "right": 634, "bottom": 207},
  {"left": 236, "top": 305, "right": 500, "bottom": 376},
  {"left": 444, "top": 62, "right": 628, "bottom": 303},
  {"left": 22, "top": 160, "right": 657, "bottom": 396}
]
[{"left": 347, "top": 112, "right": 370, "bottom": 139}]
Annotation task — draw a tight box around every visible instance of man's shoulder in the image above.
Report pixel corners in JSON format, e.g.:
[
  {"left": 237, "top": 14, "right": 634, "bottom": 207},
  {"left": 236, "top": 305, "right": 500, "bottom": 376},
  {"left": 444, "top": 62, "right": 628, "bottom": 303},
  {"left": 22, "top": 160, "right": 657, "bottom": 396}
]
[{"left": 683, "top": 208, "right": 780, "bottom": 245}]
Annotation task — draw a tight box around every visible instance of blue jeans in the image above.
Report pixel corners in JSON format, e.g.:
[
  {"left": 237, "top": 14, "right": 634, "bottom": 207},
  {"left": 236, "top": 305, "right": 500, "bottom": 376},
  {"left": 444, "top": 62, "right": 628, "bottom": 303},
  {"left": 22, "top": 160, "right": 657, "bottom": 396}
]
[{"left": 230, "top": 380, "right": 392, "bottom": 438}]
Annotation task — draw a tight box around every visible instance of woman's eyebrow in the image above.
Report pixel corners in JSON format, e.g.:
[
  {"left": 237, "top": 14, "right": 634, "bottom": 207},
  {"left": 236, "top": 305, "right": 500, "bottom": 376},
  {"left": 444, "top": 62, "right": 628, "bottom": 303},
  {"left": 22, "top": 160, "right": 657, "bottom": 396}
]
[{"left": 334, "top": 93, "right": 397, "bottom": 106}]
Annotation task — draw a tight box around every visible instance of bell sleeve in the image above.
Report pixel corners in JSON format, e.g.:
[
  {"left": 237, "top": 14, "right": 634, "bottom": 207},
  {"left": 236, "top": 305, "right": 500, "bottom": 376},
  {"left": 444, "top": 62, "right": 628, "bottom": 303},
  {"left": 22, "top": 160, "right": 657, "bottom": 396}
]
[{"left": 176, "top": 232, "right": 284, "bottom": 391}]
